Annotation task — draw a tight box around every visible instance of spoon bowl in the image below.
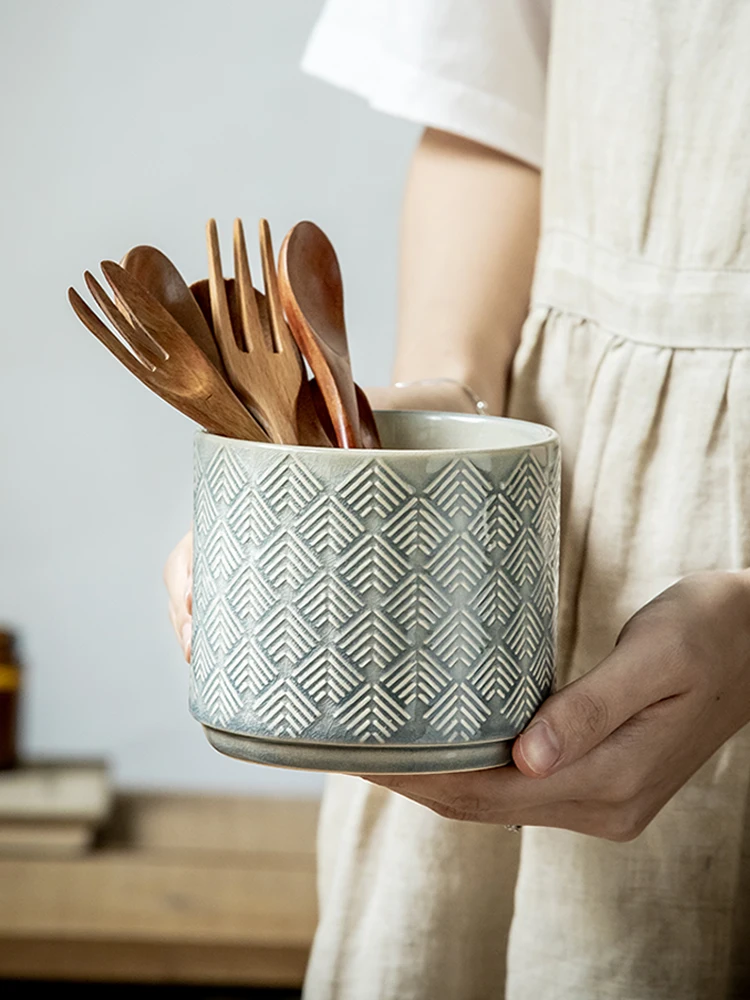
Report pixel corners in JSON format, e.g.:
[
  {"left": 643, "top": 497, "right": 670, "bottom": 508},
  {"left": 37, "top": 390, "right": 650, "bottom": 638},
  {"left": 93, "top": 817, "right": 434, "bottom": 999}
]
[{"left": 120, "top": 245, "right": 226, "bottom": 374}]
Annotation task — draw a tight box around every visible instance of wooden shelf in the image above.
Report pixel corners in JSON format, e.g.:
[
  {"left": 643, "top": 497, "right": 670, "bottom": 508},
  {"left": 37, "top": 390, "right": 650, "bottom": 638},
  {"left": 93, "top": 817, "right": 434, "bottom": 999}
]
[{"left": 0, "top": 793, "right": 319, "bottom": 987}]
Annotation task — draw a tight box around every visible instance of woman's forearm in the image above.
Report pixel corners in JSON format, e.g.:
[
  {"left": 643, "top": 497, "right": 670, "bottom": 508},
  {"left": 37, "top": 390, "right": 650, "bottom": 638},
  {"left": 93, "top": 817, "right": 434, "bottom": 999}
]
[{"left": 393, "top": 128, "right": 541, "bottom": 415}]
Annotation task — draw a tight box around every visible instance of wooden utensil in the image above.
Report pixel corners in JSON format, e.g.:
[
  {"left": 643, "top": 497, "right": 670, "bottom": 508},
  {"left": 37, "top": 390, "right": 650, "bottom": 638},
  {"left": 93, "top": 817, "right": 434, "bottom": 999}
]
[
  {"left": 255, "top": 219, "right": 333, "bottom": 448},
  {"left": 353, "top": 385, "right": 382, "bottom": 449},
  {"left": 119, "top": 245, "right": 226, "bottom": 374},
  {"left": 278, "top": 221, "right": 362, "bottom": 448},
  {"left": 191, "top": 276, "right": 333, "bottom": 449},
  {"left": 68, "top": 264, "right": 268, "bottom": 441},
  {"left": 309, "top": 379, "right": 382, "bottom": 449},
  {"left": 205, "top": 219, "right": 298, "bottom": 444},
  {"left": 198, "top": 276, "right": 334, "bottom": 449},
  {"left": 197, "top": 219, "right": 330, "bottom": 447}
]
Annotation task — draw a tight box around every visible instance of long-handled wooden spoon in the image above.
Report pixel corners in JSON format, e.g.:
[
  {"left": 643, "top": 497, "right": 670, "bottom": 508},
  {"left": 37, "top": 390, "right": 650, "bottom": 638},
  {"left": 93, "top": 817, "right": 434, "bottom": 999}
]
[
  {"left": 308, "top": 379, "right": 381, "bottom": 449},
  {"left": 278, "top": 221, "right": 362, "bottom": 448},
  {"left": 69, "top": 263, "right": 269, "bottom": 440}
]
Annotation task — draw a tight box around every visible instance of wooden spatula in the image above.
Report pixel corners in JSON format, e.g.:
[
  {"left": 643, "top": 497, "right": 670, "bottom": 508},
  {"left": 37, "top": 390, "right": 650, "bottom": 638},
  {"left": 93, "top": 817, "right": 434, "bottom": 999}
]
[{"left": 68, "top": 264, "right": 269, "bottom": 441}]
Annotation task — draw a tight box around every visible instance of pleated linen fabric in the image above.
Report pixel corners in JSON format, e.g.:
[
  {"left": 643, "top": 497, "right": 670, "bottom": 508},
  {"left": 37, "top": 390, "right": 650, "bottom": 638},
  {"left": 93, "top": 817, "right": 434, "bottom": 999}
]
[{"left": 303, "top": 2, "right": 750, "bottom": 998}]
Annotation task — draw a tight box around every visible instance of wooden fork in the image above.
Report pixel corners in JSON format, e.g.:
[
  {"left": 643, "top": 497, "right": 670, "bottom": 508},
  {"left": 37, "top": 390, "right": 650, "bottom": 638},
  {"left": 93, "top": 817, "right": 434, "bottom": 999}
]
[
  {"left": 204, "top": 218, "right": 330, "bottom": 447},
  {"left": 68, "top": 264, "right": 269, "bottom": 441}
]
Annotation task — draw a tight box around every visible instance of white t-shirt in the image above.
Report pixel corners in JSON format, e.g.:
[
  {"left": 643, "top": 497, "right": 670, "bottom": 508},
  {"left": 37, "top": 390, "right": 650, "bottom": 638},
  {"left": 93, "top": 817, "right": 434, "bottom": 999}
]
[{"left": 302, "top": 0, "right": 551, "bottom": 169}]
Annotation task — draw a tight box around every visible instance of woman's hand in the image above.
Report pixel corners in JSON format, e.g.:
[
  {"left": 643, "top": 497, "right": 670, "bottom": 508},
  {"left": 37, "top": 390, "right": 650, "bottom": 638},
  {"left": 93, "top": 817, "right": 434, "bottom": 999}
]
[
  {"left": 164, "top": 528, "right": 193, "bottom": 662},
  {"left": 365, "top": 571, "right": 750, "bottom": 841}
]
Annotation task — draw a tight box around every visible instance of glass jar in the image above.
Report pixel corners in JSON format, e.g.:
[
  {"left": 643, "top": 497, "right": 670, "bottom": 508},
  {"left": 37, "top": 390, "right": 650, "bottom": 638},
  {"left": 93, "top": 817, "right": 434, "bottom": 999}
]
[{"left": 0, "top": 630, "right": 20, "bottom": 770}]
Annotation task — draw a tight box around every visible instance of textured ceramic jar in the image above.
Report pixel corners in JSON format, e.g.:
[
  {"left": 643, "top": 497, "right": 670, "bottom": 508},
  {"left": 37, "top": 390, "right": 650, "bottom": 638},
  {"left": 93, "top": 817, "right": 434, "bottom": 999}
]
[{"left": 190, "top": 410, "right": 560, "bottom": 773}]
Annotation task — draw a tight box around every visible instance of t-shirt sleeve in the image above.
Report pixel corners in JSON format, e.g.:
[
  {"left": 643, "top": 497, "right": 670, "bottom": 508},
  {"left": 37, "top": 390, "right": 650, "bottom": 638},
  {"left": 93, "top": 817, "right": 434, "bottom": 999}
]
[{"left": 301, "top": 0, "right": 550, "bottom": 169}]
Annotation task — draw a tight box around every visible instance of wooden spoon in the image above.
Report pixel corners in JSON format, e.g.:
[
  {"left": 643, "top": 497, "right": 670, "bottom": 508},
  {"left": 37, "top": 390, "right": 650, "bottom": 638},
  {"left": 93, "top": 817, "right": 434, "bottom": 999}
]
[
  {"left": 309, "top": 379, "right": 381, "bottom": 449},
  {"left": 278, "top": 221, "right": 362, "bottom": 448},
  {"left": 119, "top": 245, "right": 226, "bottom": 374},
  {"left": 353, "top": 386, "right": 382, "bottom": 448},
  {"left": 256, "top": 219, "right": 334, "bottom": 448},
  {"left": 73, "top": 262, "right": 269, "bottom": 441}
]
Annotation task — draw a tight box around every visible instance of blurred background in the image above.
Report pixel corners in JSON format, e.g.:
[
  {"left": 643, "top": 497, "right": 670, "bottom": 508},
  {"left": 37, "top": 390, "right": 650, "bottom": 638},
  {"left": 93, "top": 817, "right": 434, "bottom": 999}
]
[
  {"left": 0, "top": 0, "right": 418, "bottom": 794},
  {"left": 0, "top": 0, "right": 419, "bottom": 992}
]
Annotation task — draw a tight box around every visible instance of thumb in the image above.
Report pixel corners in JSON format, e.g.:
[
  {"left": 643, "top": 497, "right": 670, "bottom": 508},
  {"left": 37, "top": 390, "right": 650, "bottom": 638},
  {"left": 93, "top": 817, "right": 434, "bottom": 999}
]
[{"left": 512, "top": 633, "right": 672, "bottom": 778}]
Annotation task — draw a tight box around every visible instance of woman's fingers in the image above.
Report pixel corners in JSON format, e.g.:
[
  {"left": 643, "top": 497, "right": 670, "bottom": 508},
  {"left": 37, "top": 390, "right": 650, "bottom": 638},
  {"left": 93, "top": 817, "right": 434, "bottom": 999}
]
[
  {"left": 364, "top": 713, "right": 676, "bottom": 839},
  {"left": 362, "top": 574, "right": 750, "bottom": 838},
  {"left": 513, "top": 612, "right": 689, "bottom": 778},
  {"left": 366, "top": 744, "right": 598, "bottom": 820},
  {"left": 163, "top": 528, "right": 194, "bottom": 662}
]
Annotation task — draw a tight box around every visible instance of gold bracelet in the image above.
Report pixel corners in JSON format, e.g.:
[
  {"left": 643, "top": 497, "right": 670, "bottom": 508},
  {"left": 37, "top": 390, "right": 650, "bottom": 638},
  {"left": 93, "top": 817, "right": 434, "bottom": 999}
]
[{"left": 392, "top": 378, "right": 489, "bottom": 415}]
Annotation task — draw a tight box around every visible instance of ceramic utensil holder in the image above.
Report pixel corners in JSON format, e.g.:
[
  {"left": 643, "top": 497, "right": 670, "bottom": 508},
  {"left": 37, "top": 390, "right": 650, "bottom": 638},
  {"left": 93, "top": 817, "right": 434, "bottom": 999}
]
[{"left": 190, "top": 410, "right": 560, "bottom": 773}]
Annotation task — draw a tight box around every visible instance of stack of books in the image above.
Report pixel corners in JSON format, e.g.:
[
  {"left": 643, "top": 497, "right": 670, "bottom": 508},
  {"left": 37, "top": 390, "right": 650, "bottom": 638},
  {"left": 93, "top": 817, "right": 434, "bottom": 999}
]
[{"left": 0, "top": 760, "right": 112, "bottom": 857}]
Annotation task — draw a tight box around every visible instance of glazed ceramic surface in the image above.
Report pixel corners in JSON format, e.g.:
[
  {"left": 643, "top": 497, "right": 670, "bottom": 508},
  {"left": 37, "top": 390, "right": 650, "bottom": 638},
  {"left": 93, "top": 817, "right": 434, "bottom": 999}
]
[{"left": 190, "top": 411, "right": 560, "bottom": 772}]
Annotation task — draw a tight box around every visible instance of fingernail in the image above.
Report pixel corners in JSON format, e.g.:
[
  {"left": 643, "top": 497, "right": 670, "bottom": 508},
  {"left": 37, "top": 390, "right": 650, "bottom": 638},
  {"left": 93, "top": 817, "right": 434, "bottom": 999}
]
[
  {"left": 181, "top": 621, "right": 192, "bottom": 655},
  {"left": 520, "top": 721, "right": 560, "bottom": 776}
]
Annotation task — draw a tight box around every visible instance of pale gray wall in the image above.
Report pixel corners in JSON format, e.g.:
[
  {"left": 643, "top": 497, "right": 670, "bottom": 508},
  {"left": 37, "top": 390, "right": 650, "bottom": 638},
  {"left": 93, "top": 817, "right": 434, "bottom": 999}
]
[{"left": 0, "top": 0, "right": 418, "bottom": 794}]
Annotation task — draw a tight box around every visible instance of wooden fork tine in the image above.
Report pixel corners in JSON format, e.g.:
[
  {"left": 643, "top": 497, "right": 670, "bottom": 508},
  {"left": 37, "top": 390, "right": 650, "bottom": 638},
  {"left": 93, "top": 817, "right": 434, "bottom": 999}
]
[
  {"left": 68, "top": 287, "right": 154, "bottom": 378},
  {"left": 206, "top": 219, "right": 240, "bottom": 355},
  {"left": 233, "top": 218, "right": 266, "bottom": 353},
  {"left": 83, "top": 271, "right": 164, "bottom": 369},
  {"left": 258, "top": 218, "right": 295, "bottom": 355}
]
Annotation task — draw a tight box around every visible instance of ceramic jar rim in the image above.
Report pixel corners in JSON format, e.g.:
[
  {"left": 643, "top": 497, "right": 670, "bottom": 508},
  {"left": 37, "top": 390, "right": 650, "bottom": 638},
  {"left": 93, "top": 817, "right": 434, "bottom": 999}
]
[{"left": 199, "top": 409, "right": 559, "bottom": 458}]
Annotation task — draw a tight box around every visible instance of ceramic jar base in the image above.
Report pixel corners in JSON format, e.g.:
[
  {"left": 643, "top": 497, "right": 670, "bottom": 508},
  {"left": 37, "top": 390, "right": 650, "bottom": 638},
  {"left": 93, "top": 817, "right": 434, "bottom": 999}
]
[{"left": 203, "top": 725, "right": 513, "bottom": 774}]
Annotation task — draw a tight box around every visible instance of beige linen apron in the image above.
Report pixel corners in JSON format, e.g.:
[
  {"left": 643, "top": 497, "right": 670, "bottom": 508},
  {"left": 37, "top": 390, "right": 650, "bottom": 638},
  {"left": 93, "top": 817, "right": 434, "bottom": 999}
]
[{"left": 303, "top": 2, "right": 750, "bottom": 997}]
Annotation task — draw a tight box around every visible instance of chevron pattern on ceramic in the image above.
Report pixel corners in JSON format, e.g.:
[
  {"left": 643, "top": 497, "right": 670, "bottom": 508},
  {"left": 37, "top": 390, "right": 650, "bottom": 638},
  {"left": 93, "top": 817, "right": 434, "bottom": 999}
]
[
  {"left": 255, "top": 455, "right": 323, "bottom": 516},
  {"left": 382, "top": 495, "right": 453, "bottom": 556},
  {"left": 256, "top": 530, "right": 320, "bottom": 591},
  {"left": 468, "top": 492, "right": 523, "bottom": 552},
  {"left": 228, "top": 488, "right": 279, "bottom": 547},
  {"left": 425, "top": 535, "right": 491, "bottom": 593},
  {"left": 201, "top": 668, "right": 243, "bottom": 726},
  {"left": 294, "top": 645, "right": 364, "bottom": 704},
  {"left": 383, "top": 648, "right": 453, "bottom": 706},
  {"left": 382, "top": 573, "right": 451, "bottom": 631},
  {"left": 338, "top": 535, "right": 411, "bottom": 595},
  {"left": 424, "top": 459, "right": 493, "bottom": 517},
  {"left": 253, "top": 676, "right": 320, "bottom": 737},
  {"left": 191, "top": 434, "right": 560, "bottom": 745},
  {"left": 338, "top": 461, "right": 414, "bottom": 517},
  {"left": 225, "top": 563, "right": 276, "bottom": 622},
  {"left": 194, "top": 476, "right": 218, "bottom": 538},
  {"left": 338, "top": 609, "right": 410, "bottom": 670},
  {"left": 470, "top": 571, "right": 518, "bottom": 629},
  {"left": 296, "top": 494, "right": 362, "bottom": 553},
  {"left": 255, "top": 604, "right": 319, "bottom": 666},
  {"left": 423, "top": 680, "right": 492, "bottom": 739},
  {"left": 332, "top": 682, "right": 412, "bottom": 742},
  {"left": 204, "top": 446, "right": 247, "bottom": 505},
  {"left": 295, "top": 573, "right": 364, "bottom": 631}
]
